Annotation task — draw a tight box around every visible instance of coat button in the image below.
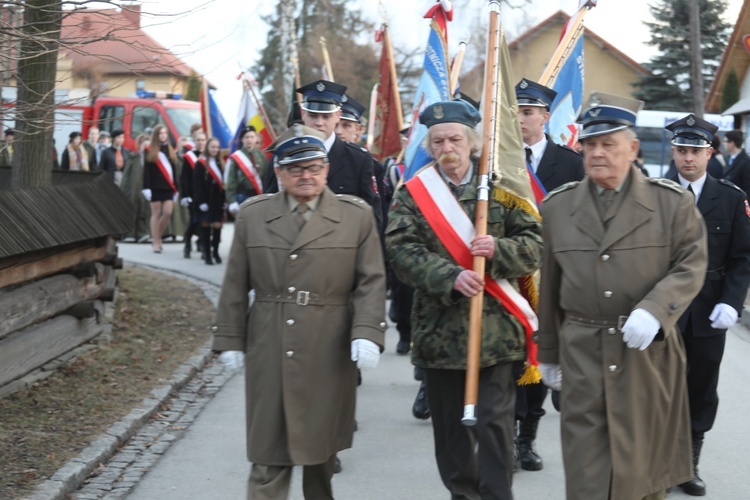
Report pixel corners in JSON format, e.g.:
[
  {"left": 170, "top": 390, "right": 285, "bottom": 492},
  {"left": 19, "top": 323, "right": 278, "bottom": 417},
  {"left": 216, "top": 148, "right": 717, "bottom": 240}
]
[
  {"left": 379, "top": 322, "right": 387, "bottom": 328},
  {"left": 601, "top": 254, "right": 610, "bottom": 261},
  {"left": 210, "top": 325, "right": 218, "bottom": 332},
  {"left": 288, "top": 286, "right": 296, "bottom": 293},
  {"left": 286, "top": 319, "right": 295, "bottom": 326},
  {"left": 286, "top": 350, "right": 294, "bottom": 358},
  {"left": 608, "top": 327, "right": 616, "bottom": 334},
  {"left": 609, "top": 365, "right": 617, "bottom": 372},
  {"left": 290, "top": 254, "right": 298, "bottom": 260},
  {"left": 603, "top": 291, "right": 613, "bottom": 298}
]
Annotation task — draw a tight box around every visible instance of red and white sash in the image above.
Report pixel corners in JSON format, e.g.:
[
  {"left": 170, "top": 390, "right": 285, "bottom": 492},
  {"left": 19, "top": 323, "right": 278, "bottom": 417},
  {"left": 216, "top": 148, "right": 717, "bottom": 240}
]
[
  {"left": 156, "top": 151, "right": 178, "bottom": 193},
  {"left": 229, "top": 150, "right": 263, "bottom": 194},
  {"left": 183, "top": 150, "right": 198, "bottom": 170},
  {"left": 405, "top": 166, "right": 539, "bottom": 336},
  {"left": 200, "top": 157, "right": 224, "bottom": 190}
]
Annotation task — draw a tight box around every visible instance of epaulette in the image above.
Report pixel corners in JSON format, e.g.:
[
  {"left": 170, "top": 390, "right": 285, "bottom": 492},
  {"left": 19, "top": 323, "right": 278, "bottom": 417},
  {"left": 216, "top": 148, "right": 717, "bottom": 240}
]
[
  {"left": 335, "top": 193, "right": 369, "bottom": 209},
  {"left": 344, "top": 140, "right": 371, "bottom": 155},
  {"left": 718, "top": 178, "right": 744, "bottom": 193},
  {"left": 544, "top": 181, "right": 579, "bottom": 200},
  {"left": 243, "top": 193, "right": 276, "bottom": 207},
  {"left": 645, "top": 177, "right": 683, "bottom": 194}
]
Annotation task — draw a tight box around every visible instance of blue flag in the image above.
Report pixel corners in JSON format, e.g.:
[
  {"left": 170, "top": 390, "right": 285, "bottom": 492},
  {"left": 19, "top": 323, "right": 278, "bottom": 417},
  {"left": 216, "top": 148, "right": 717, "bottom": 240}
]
[
  {"left": 403, "top": 5, "right": 452, "bottom": 180},
  {"left": 546, "top": 35, "right": 584, "bottom": 148},
  {"left": 200, "top": 84, "right": 233, "bottom": 150}
]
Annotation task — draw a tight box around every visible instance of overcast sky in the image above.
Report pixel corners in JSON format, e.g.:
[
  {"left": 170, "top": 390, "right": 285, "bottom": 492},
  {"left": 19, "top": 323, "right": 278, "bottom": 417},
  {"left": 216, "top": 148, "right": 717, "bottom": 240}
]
[{"left": 134, "top": 0, "right": 745, "bottom": 125}]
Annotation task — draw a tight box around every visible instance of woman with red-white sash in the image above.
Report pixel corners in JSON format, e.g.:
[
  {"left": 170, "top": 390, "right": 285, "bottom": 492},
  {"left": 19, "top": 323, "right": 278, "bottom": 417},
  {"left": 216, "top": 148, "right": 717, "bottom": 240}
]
[
  {"left": 193, "top": 137, "right": 226, "bottom": 265},
  {"left": 142, "top": 125, "right": 179, "bottom": 253}
]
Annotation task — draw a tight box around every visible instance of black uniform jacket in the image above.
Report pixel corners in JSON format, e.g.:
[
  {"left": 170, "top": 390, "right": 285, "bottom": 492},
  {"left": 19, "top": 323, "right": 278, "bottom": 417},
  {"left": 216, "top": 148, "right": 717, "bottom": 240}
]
[
  {"left": 535, "top": 135, "right": 585, "bottom": 192},
  {"left": 263, "top": 136, "right": 383, "bottom": 231},
  {"left": 724, "top": 150, "right": 750, "bottom": 197},
  {"left": 99, "top": 146, "right": 132, "bottom": 180},
  {"left": 671, "top": 174, "right": 750, "bottom": 336}
]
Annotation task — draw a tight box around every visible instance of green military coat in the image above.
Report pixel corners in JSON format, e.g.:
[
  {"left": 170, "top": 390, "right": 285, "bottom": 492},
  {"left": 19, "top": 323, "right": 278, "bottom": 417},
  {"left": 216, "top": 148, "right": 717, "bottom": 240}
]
[
  {"left": 225, "top": 147, "right": 267, "bottom": 203},
  {"left": 385, "top": 165, "right": 543, "bottom": 370},
  {"left": 212, "top": 187, "right": 386, "bottom": 466},
  {"left": 538, "top": 169, "right": 708, "bottom": 499}
]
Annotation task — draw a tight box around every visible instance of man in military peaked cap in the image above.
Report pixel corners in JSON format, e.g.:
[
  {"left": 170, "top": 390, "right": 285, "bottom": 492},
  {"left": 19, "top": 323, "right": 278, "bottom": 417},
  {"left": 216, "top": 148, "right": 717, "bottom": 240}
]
[
  {"left": 513, "top": 78, "right": 584, "bottom": 472},
  {"left": 666, "top": 113, "right": 750, "bottom": 497},
  {"left": 538, "top": 93, "right": 708, "bottom": 500},
  {"left": 386, "top": 99, "right": 543, "bottom": 499},
  {"left": 263, "top": 80, "right": 383, "bottom": 232},
  {"left": 212, "top": 124, "right": 387, "bottom": 500}
]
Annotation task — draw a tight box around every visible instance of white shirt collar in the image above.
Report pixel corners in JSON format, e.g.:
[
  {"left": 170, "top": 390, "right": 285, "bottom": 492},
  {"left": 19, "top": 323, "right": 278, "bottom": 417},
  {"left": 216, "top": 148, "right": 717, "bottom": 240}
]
[
  {"left": 324, "top": 132, "right": 336, "bottom": 153},
  {"left": 524, "top": 136, "right": 548, "bottom": 174},
  {"left": 677, "top": 172, "right": 706, "bottom": 203}
]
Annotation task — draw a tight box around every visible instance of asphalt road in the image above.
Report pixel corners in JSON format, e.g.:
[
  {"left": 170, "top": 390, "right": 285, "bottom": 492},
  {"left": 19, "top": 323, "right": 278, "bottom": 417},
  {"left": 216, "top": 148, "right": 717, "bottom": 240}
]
[{"left": 119, "top": 225, "right": 750, "bottom": 499}]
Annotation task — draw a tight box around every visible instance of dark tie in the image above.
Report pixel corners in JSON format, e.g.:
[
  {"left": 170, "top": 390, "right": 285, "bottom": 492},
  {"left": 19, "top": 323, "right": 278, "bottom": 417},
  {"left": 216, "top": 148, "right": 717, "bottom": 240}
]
[
  {"left": 602, "top": 189, "right": 615, "bottom": 210},
  {"left": 687, "top": 184, "right": 697, "bottom": 203},
  {"left": 525, "top": 147, "right": 533, "bottom": 169},
  {"left": 294, "top": 203, "right": 309, "bottom": 230}
]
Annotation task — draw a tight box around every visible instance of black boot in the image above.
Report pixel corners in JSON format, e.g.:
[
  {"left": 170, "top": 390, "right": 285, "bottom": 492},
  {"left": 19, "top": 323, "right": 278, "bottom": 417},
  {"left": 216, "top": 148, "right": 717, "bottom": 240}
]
[
  {"left": 202, "top": 227, "right": 213, "bottom": 265},
  {"left": 679, "top": 438, "right": 706, "bottom": 496},
  {"left": 412, "top": 380, "right": 430, "bottom": 420},
  {"left": 212, "top": 227, "right": 222, "bottom": 264},
  {"left": 517, "top": 416, "right": 543, "bottom": 471}
]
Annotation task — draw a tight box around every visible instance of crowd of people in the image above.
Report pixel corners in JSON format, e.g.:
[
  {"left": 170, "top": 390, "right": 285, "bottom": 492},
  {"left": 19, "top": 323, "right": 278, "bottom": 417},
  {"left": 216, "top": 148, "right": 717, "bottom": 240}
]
[
  {"left": 25, "top": 74, "right": 749, "bottom": 499},
  {"left": 203, "top": 74, "right": 750, "bottom": 500}
]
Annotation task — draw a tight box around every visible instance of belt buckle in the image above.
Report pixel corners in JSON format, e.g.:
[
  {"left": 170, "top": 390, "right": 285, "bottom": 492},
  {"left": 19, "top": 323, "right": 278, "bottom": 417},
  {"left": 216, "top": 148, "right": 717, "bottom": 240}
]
[
  {"left": 296, "top": 290, "right": 310, "bottom": 306},
  {"left": 617, "top": 315, "right": 628, "bottom": 331}
]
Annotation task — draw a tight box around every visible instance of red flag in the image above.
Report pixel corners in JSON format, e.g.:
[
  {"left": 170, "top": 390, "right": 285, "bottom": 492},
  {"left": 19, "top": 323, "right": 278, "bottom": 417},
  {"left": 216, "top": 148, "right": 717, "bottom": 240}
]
[{"left": 371, "top": 25, "right": 404, "bottom": 161}]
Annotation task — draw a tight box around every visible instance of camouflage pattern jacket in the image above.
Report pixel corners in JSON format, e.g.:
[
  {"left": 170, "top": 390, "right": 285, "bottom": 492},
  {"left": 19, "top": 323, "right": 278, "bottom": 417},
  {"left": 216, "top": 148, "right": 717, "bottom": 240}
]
[{"left": 385, "top": 165, "right": 543, "bottom": 369}]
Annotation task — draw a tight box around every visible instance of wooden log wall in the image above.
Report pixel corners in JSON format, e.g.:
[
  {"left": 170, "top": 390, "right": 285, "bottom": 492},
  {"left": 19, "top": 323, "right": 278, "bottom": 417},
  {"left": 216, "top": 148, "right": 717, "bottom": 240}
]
[{"left": 0, "top": 237, "right": 122, "bottom": 397}]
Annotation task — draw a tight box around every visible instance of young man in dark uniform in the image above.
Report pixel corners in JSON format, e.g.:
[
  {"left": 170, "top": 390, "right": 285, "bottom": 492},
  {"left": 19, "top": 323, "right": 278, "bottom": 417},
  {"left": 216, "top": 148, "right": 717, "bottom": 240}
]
[
  {"left": 514, "top": 78, "right": 585, "bottom": 471},
  {"left": 667, "top": 114, "right": 750, "bottom": 497},
  {"left": 263, "top": 80, "right": 382, "bottom": 232}
]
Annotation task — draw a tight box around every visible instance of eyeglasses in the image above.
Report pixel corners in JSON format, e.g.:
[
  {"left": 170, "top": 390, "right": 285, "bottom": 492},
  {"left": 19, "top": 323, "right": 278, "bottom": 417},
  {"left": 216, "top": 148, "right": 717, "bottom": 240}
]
[{"left": 283, "top": 164, "right": 325, "bottom": 176}]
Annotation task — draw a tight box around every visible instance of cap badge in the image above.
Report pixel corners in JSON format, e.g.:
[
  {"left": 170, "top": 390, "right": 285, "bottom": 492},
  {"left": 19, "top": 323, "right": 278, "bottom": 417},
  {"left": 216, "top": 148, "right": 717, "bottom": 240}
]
[
  {"left": 292, "top": 123, "right": 304, "bottom": 136},
  {"left": 687, "top": 116, "right": 696, "bottom": 126},
  {"left": 590, "top": 95, "right": 601, "bottom": 106},
  {"left": 434, "top": 104, "right": 444, "bottom": 119},
  {"left": 316, "top": 82, "right": 325, "bottom": 92},
  {"left": 520, "top": 80, "right": 528, "bottom": 89},
  {"left": 342, "top": 95, "right": 348, "bottom": 103},
  {"left": 588, "top": 108, "right": 601, "bottom": 117}
]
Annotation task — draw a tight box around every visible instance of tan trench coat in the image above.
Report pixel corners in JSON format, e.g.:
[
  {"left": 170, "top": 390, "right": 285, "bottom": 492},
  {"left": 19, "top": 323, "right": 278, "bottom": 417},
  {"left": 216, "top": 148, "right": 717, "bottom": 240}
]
[
  {"left": 538, "top": 169, "right": 708, "bottom": 499},
  {"left": 212, "top": 187, "right": 387, "bottom": 466}
]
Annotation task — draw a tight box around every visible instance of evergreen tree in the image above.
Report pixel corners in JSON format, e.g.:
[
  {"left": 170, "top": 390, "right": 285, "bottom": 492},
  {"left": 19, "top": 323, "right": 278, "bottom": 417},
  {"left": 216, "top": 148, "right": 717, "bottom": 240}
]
[
  {"left": 722, "top": 67, "right": 740, "bottom": 113},
  {"left": 252, "top": 0, "right": 379, "bottom": 131},
  {"left": 184, "top": 72, "right": 202, "bottom": 102},
  {"left": 633, "top": 0, "right": 730, "bottom": 111}
]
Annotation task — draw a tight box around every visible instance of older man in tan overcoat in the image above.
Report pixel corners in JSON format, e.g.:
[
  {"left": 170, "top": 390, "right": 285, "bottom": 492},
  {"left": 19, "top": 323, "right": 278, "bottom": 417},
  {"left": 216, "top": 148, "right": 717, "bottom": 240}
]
[
  {"left": 212, "top": 124, "right": 387, "bottom": 500},
  {"left": 538, "top": 93, "right": 708, "bottom": 500}
]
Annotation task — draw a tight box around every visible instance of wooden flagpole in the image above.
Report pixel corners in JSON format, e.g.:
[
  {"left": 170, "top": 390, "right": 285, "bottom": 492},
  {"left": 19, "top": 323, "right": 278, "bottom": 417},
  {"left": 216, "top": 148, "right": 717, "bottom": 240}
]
[
  {"left": 538, "top": 0, "right": 597, "bottom": 88},
  {"left": 462, "top": 0, "right": 502, "bottom": 427},
  {"left": 383, "top": 26, "right": 405, "bottom": 131},
  {"left": 450, "top": 40, "right": 467, "bottom": 96},
  {"left": 242, "top": 74, "right": 278, "bottom": 141},
  {"left": 320, "top": 37, "right": 335, "bottom": 82}
]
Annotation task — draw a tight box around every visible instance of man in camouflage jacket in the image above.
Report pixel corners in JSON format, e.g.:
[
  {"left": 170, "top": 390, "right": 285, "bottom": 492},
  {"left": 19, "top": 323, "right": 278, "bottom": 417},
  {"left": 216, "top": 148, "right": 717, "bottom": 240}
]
[{"left": 385, "top": 100, "right": 543, "bottom": 499}]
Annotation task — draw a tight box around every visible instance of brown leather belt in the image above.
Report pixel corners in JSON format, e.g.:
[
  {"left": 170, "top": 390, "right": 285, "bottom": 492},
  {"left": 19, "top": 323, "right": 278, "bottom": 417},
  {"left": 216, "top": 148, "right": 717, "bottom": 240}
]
[
  {"left": 254, "top": 290, "right": 350, "bottom": 306},
  {"left": 567, "top": 313, "right": 628, "bottom": 330}
]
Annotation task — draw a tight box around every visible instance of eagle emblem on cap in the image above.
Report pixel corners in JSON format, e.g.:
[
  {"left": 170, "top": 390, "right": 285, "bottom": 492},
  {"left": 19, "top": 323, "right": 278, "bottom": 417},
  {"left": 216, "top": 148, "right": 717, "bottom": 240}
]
[
  {"left": 434, "top": 104, "right": 444, "bottom": 119},
  {"left": 589, "top": 95, "right": 601, "bottom": 106},
  {"left": 316, "top": 82, "right": 325, "bottom": 92},
  {"left": 292, "top": 123, "right": 304, "bottom": 136},
  {"left": 520, "top": 79, "right": 528, "bottom": 89},
  {"left": 687, "top": 116, "right": 696, "bottom": 126}
]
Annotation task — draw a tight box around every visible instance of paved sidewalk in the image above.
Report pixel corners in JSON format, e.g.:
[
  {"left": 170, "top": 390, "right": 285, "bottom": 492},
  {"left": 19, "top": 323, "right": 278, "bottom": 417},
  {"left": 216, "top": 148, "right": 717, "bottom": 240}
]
[{"left": 34, "top": 224, "right": 750, "bottom": 499}]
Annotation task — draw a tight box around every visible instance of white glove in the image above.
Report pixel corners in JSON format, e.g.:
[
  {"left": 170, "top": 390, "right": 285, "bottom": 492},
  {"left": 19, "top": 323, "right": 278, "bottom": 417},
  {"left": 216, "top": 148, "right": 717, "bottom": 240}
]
[
  {"left": 350, "top": 338, "right": 380, "bottom": 370},
  {"left": 219, "top": 351, "right": 244, "bottom": 371},
  {"left": 621, "top": 308, "right": 660, "bottom": 350},
  {"left": 173, "top": 192, "right": 179, "bottom": 202},
  {"left": 539, "top": 363, "right": 561, "bottom": 391},
  {"left": 141, "top": 188, "right": 152, "bottom": 201},
  {"left": 229, "top": 202, "right": 240, "bottom": 214},
  {"left": 199, "top": 203, "right": 209, "bottom": 212},
  {"left": 709, "top": 303, "right": 738, "bottom": 330},
  {"left": 180, "top": 196, "right": 192, "bottom": 207}
]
